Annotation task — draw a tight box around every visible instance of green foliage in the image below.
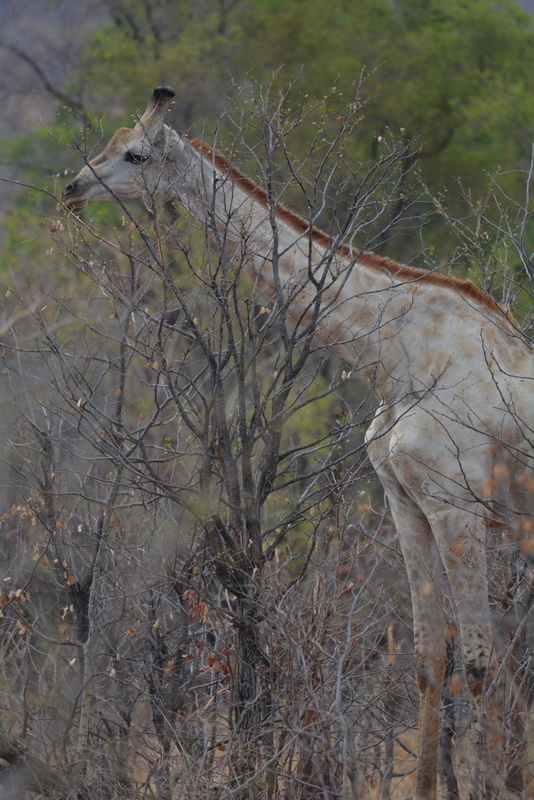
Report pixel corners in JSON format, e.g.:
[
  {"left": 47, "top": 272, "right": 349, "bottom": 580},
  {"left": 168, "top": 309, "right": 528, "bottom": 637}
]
[
  {"left": 71, "top": 0, "right": 534, "bottom": 174},
  {"left": 28, "top": 0, "right": 526, "bottom": 274},
  {"left": 5, "top": 0, "right": 534, "bottom": 268},
  {"left": 78, "top": 6, "right": 238, "bottom": 128},
  {"left": 239, "top": 0, "right": 534, "bottom": 191}
]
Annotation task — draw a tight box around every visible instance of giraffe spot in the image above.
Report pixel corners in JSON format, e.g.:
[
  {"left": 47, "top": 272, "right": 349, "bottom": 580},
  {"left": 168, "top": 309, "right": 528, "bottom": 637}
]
[
  {"left": 482, "top": 477, "right": 499, "bottom": 498},
  {"left": 492, "top": 462, "right": 510, "bottom": 481},
  {"left": 449, "top": 674, "right": 463, "bottom": 696},
  {"left": 467, "top": 665, "right": 484, "bottom": 680},
  {"left": 418, "top": 581, "right": 433, "bottom": 597},
  {"left": 450, "top": 541, "right": 464, "bottom": 556},
  {"left": 518, "top": 473, "right": 534, "bottom": 492},
  {"left": 465, "top": 664, "right": 487, "bottom": 697},
  {"left": 415, "top": 670, "right": 429, "bottom": 692}
]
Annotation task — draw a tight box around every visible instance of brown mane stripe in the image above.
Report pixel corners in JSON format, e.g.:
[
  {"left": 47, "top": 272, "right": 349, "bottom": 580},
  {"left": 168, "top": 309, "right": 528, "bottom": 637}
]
[{"left": 189, "top": 139, "right": 504, "bottom": 317}]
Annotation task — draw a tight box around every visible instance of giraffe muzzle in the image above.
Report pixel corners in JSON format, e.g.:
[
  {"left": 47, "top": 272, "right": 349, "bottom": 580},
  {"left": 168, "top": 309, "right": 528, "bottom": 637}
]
[{"left": 58, "top": 181, "right": 87, "bottom": 213}]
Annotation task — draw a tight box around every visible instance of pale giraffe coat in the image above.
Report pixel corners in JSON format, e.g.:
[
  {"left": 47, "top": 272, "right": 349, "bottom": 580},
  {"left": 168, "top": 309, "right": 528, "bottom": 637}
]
[{"left": 60, "top": 87, "right": 534, "bottom": 800}]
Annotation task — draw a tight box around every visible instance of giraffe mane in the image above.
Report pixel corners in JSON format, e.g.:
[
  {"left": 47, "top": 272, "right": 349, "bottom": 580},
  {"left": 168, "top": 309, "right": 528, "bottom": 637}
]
[{"left": 189, "top": 138, "right": 506, "bottom": 319}]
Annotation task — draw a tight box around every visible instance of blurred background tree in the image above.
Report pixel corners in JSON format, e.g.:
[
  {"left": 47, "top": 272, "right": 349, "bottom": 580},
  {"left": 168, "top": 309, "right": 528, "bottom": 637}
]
[{"left": 3, "top": 0, "right": 534, "bottom": 269}]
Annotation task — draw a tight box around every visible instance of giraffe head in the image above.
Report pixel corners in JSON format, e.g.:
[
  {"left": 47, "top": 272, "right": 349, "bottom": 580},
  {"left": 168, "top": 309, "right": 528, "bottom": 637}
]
[{"left": 59, "top": 86, "right": 176, "bottom": 213}]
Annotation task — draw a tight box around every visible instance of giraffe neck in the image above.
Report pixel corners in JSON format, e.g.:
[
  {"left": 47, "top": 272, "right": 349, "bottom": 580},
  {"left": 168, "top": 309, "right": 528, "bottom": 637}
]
[{"left": 163, "top": 127, "right": 511, "bottom": 401}]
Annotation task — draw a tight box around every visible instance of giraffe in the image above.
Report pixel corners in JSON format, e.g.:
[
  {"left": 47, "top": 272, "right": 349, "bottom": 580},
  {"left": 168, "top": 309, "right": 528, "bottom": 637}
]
[{"left": 59, "top": 86, "right": 534, "bottom": 799}]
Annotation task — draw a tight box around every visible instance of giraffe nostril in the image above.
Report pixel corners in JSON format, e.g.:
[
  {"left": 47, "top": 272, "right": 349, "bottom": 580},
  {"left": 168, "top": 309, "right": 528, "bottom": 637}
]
[{"left": 64, "top": 181, "right": 77, "bottom": 194}]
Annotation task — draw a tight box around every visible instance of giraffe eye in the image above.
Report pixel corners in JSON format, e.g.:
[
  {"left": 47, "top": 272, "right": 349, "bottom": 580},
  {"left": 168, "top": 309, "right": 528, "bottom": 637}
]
[{"left": 125, "top": 151, "right": 149, "bottom": 165}]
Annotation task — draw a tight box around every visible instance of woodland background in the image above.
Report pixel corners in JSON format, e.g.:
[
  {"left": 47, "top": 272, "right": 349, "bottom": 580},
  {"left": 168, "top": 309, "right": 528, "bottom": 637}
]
[{"left": 0, "top": 1, "right": 534, "bottom": 799}]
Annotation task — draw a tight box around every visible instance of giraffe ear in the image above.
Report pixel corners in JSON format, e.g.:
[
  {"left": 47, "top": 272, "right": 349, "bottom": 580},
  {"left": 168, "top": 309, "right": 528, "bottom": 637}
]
[{"left": 136, "top": 86, "right": 175, "bottom": 137}]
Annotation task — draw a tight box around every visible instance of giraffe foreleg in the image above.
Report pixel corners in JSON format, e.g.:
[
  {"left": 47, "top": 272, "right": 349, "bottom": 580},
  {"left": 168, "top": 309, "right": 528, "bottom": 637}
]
[
  {"left": 374, "top": 467, "right": 447, "bottom": 800},
  {"left": 427, "top": 505, "right": 504, "bottom": 798}
]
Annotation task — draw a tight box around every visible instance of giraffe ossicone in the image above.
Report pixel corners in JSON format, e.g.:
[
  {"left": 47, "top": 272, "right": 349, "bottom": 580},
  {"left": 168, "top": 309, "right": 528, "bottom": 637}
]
[{"left": 60, "top": 86, "right": 534, "bottom": 800}]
